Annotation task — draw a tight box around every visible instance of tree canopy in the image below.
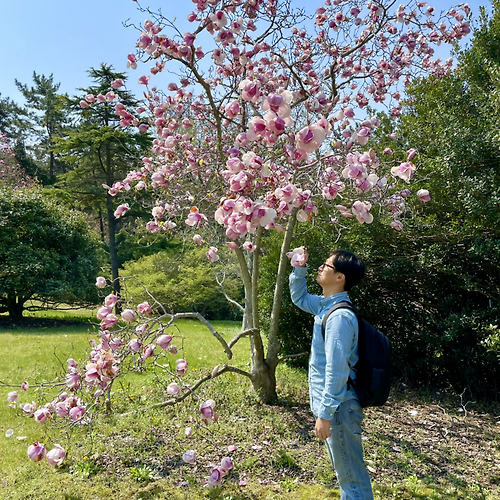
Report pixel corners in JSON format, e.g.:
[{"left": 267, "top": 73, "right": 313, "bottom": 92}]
[{"left": 0, "top": 188, "right": 102, "bottom": 319}]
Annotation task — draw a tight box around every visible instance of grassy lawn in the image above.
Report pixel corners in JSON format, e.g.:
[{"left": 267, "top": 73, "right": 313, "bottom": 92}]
[{"left": 0, "top": 313, "right": 499, "bottom": 499}]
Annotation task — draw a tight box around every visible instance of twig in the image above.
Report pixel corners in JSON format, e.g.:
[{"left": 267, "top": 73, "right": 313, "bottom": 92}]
[{"left": 278, "top": 351, "right": 309, "bottom": 361}]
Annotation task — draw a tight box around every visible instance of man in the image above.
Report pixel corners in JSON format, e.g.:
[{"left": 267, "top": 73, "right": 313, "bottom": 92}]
[{"left": 289, "top": 247, "right": 373, "bottom": 500}]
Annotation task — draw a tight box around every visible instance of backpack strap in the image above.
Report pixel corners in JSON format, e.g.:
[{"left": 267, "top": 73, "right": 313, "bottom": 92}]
[
  {"left": 321, "top": 300, "right": 360, "bottom": 340},
  {"left": 321, "top": 300, "right": 363, "bottom": 390}
]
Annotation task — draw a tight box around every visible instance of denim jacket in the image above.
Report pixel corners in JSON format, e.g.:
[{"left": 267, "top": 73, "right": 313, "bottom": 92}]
[{"left": 289, "top": 266, "right": 359, "bottom": 420}]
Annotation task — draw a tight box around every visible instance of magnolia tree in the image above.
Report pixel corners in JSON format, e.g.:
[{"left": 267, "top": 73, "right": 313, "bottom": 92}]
[
  {"left": 107, "top": 0, "right": 469, "bottom": 402},
  {"left": 6, "top": 0, "right": 472, "bottom": 479}
]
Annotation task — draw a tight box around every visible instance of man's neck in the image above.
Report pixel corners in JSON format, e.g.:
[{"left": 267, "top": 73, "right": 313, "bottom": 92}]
[{"left": 322, "top": 285, "right": 345, "bottom": 299}]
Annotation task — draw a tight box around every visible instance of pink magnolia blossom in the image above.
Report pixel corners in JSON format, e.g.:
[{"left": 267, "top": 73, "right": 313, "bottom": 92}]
[
  {"left": 185, "top": 206, "right": 207, "bottom": 227},
  {"left": 193, "top": 234, "right": 203, "bottom": 245},
  {"left": 136, "top": 324, "right": 148, "bottom": 336},
  {"left": 128, "top": 339, "right": 143, "bottom": 352},
  {"left": 156, "top": 334, "right": 173, "bottom": 349},
  {"left": 21, "top": 381, "right": 29, "bottom": 391},
  {"left": 352, "top": 201, "right": 374, "bottom": 224},
  {"left": 206, "top": 247, "right": 219, "bottom": 262},
  {"left": 55, "top": 401, "right": 69, "bottom": 417},
  {"left": 295, "top": 124, "right": 326, "bottom": 155},
  {"left": 101, "top": 313, "right": 118, "bottom": 329},
  {"left": 391, "top": 162, "right": 416, "bottom": 183},
  {"left": 34, "top": 407, "right": 50, "bottom": 424},
  {"left": 200, "top": 399, "right": 216, "bottom": 424},
  {"left": 220, "top": 456, "right": 234, "bottom": 473},
  {"left": 111, "top": 79, "right": 124, "bottom": 89},
  {"left": 417, "top": 189, "right": 431, "bottom": 202},
  {"left": 95, "top": 277, "right": 107, "bottom": 288},
  {"left": 121, "top": 309, "right": 137, "bottom": 322},
  {"left": 20, "top": 402, "right": 36, "bottom": 416},
  {"left": 69, "top": 406, "right": 85, "bottom": 421},
  {"left": 46, "top": 445, "right": 66, "bottom": 466},
  {"left": 225, "top": 100, "right": 240, "bottom": 119},
  {"left": 7, "top": 391, "right": 18, "bottom": 404},
  {"left": 182, "top": 449, "right": 196, "bottom": 464},
  {"left": 407, "top": 148, "right": 418, "bottom": 161},
  {"left": 391, "top": 220, "right": 404, "bottom": 231},
  {"left": 105, "top": 294, "right": 118, "bottom": 308},
  {"left": 286, "top": 247, "right": 306, "bottom": 267},
  {"left": 137, "top": 302, "right": 152, "bottom": 315},
  {"left": 65, "top": 371, "right": 81, "bottom": 390},
  {"left": 242, "top": 241, "right": 255, "bottom": 252},
  {"left": 167, "top": 382, "right": 180, "bottom": 395},
  {"left": 114, "top": 203, "right": 130, "bottom": 219},
  {"left": 207, "top": 467, "right": 224, "bottom": 488},
  {"left": 97, "top": 306, "right": 112, "bottom": 320},
  {"left": 176, "top": 359, "right": 189, "bottom": 376},
  {"left": 239, "top": 79, "right": 261, "bottom": 103},
  {"left": 27, "top": 442, "right": 46, "bottom": 462},
  {"left": 109, "top": 337, "right": 124, "bottom": 351}
]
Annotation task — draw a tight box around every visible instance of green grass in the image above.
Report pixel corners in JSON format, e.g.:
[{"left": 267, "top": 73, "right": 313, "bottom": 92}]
[{"left": 0, "top": 311, "right": 498, "bottom": 499}]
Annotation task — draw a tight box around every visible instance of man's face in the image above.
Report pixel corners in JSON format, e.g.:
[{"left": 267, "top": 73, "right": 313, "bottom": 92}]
[{"left": 316, "top": 256, "right": 338, "bottom": 286}]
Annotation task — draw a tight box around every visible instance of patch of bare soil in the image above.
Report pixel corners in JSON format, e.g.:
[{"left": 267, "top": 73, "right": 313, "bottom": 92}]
[{"left": 363, "top": 386, "right": 500, "bottom": 492}]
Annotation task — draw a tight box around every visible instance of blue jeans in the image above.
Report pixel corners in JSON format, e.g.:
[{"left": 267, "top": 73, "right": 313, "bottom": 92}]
[{"left": 324, "top": 399, "right": 373, "bottom": 500}]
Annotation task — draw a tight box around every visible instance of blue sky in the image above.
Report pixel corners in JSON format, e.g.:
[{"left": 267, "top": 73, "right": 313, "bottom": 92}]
[{"left": 0, "top": 0, "right": 488, "bottom": 107}]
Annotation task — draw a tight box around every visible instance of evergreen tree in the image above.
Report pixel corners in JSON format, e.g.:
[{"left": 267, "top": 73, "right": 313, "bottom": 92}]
[
  {"left": 54, "top": 64, "right": 151, "bottom": 303},
  {"left": 15, "top": 73, "right": 68, "bottom": 178}
]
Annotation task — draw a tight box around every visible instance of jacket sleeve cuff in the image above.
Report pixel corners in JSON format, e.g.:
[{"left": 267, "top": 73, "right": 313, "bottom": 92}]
[
  {"left": 293, "top": 265, "right": 308, "bottom": 278},
  {"left": 317, "top": 404, "right": 337, "bottom": 420}
]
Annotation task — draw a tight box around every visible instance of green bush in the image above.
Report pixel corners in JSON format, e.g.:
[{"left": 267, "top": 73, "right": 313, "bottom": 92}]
[{"left": 121, "top": 246, "right": 244, "bottom": 321}]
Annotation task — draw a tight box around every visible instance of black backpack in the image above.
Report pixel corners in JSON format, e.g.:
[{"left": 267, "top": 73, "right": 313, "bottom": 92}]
[{"left": 321, "top": 301, "right": 391, "bottom": 408}]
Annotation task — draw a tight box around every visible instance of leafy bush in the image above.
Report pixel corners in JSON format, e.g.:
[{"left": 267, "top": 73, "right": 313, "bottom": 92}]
[{"left": 121, "top": 246, "right": 244, "bottom": 321}]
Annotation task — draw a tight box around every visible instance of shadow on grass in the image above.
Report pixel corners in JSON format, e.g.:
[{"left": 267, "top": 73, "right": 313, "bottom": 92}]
[{"left": 0, "top": 316, "right": 97, "bottom": 333}]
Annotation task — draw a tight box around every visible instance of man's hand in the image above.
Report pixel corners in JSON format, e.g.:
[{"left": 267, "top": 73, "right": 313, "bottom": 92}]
[
  {"left": 314, "top": 417, "right": 331, "bottom": 440},
  {"left": 300, "top": 246, "right": 309, "bottom": 267}
]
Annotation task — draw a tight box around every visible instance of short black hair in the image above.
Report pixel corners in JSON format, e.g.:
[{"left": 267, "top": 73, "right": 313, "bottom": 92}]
[{"left": 328, "top": 249, "right": 365, "bottom": 291}]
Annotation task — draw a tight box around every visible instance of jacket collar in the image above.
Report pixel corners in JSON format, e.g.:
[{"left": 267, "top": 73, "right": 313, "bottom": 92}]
[{"left": 319, "top": 290, "right": 350, "bottom": 309}]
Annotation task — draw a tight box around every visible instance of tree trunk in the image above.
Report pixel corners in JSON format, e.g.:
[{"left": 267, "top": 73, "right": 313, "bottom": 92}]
[
  {"left": 248, "top": 213, "right": 297, "bottom": 403},
  {"left": 7, "top": 294, "right": 24, "bottom": 320},
  {"left": 267, "top": 211, "right": 297, "bottom": 360},
  {"left": 250, "top": 362, "right": 278, "bottom": 403},
  {"left": 49, "top": 150, "right": 55, "bottom": 177},
  {"left": 105, "top": 143, "right": 121, "bottom": 311},
  {"left": 106, "top": 193, "right": 121, "bottom": 311}
]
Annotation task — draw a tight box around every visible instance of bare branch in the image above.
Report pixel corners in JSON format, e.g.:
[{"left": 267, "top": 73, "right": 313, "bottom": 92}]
[
  {"left": 228, "top": 328, "right": 259, "bottom": 349},
  {"left": 278, "top": 351, "right": 309, "bottom": 362}
]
